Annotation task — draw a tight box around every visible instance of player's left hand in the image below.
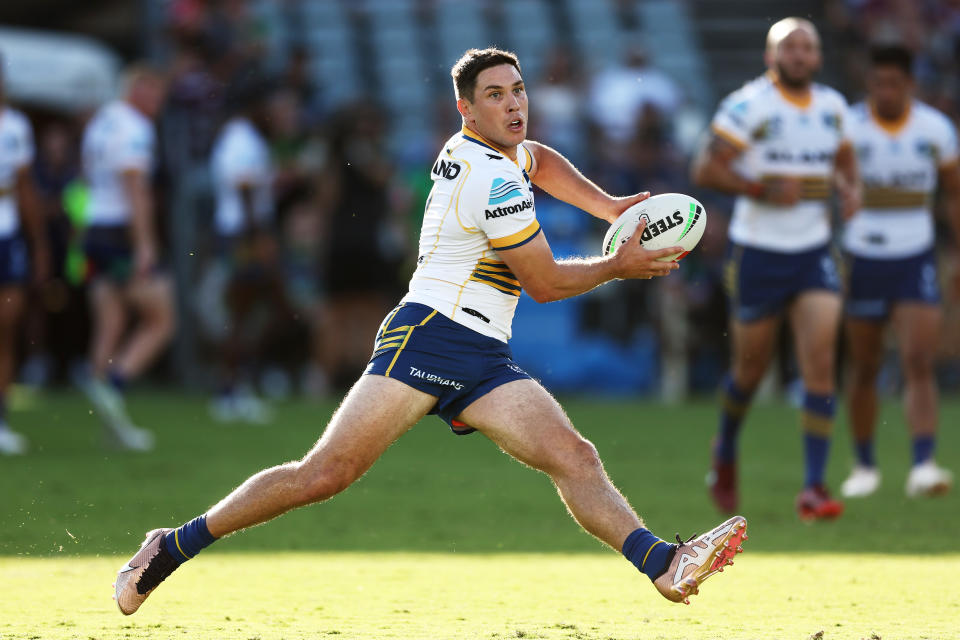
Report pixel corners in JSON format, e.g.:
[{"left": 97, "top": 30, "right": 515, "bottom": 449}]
[
  {"left": 31, "top": 247, "right": 51, "bottom": 285},
  {"left": 606, "top": 191, "right": 651, "bottom": 223},
  {"left": 837, "top": 183, "right": 861, "bottom": 220}
]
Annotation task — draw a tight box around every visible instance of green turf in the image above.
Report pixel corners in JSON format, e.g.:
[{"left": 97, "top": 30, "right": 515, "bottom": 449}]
[{"left": 1, "top": 390, "right": 958, "bottom": 638}]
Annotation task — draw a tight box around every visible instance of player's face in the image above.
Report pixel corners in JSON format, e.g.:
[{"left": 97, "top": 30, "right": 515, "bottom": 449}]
[
  {"left": 459, "top": 64, "right": 528, "bottom": 150},
  {"left": 868, "top": 65, "right": 913, "bottom": 120},
  {"left": 771, "top": 28, "right": 821, "bottom": 89}
]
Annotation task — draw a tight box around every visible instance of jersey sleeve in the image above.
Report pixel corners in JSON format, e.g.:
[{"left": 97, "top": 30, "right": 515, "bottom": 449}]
[
  {"left": 8, "top": 113, "right": 35, "bottom": 170},
  {"left": 114, "top": 121, "right": 154, "bottom": 173},
  {"left": 469, "top": 171, "right": 541, "bottom": 251},
  {"left": 934, "top": 113, "right": 959, "bottom": 167},
  {"left": 710, "top": 91, "right": 754, "bottom": 151}
]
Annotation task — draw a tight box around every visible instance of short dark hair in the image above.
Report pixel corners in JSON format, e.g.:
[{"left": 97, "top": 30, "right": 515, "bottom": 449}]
[
  {"left": 870, "top": 45, "right": 913, "bottom": 76},
  {"left": 450, "top": 48, "right": 522, "bottom": 102}
]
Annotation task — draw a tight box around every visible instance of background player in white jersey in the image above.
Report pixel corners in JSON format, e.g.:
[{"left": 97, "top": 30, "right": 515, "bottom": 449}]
[
  {"left": 114, "top": 48, "right": 747, "bottom": 616},
  {"left": 691, "top": 18, "right": 861, "bottom": 520},
  {"left": 204, "top": 88, "right": 284, "bottom": 424},
  {"left": 80, "top": 65, "right": 174, "bottom": 451},
  {"left": 840, "top": 45, "right": 958, "bottom": 499},
  {"left": 0, "top": 57, "right": 48, "bottom": 455}
]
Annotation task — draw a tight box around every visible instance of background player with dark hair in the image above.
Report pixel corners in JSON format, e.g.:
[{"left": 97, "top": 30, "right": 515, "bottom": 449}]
[{"left": 840, "top": 45, "right": 958, "bottom": 498}]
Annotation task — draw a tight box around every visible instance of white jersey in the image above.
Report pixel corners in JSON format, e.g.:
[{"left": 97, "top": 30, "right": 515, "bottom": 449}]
[
  {"left": 0, "top": 107, "right": 34, "bottom": 238},
  {"left": 711, "top": 74, "right": 849, "bottom": 252},
  {"left": 843, "top": 100, "right": 958, "bottom": 258},
  {"left": 210, "top": 118, "right": 273, "bottom": 236},
  {"left": 82, "top": 100, "right": 155, "bottom": 227},
  {"left": 401, "top": 127, "right": 540, "bottom": 343}
]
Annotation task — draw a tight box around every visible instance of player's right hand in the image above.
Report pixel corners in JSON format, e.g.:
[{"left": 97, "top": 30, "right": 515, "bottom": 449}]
[
  {"left": 611, "top": 219, "right": 681, "bottom": 280},
  {"left": 763, "top": 176, "right": 802, "bottom": 206}
]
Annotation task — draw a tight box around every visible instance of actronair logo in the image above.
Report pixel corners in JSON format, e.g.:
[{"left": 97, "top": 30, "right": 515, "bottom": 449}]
[
  {"left": 488, "top": 177, "right": 525, "bottom": 205},
  {"left": 485, "top": 198, "right": 533, "bottom": 220}
]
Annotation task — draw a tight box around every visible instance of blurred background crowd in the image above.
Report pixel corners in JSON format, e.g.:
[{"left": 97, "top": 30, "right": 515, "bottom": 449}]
[{"left": 2, "top": 0, "right": 960, "bottom": 407}]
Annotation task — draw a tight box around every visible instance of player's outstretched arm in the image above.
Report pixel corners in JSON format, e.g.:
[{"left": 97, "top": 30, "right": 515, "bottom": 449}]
[
  {"left": 524, "top": 139, "right": 648, "bottom": 223},
  {"left": 498, "top": 220, "right": 680, "bottom": 303}
]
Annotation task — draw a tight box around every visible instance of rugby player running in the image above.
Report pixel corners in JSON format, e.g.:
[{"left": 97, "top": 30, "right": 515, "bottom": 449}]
[
  {"left": 114, "top": 48, "right": 747, "bottom": 615},
  {"left": 692, "top": 18, "right": 860, "bottom": 519}
]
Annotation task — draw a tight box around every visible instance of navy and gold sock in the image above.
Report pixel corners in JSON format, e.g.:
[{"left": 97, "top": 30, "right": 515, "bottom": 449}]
[
  {"left": 715, "top": 374, "right": 753, "bottom": 463},
  {"left": 912, "top": 435, "right": 935, "bottom": 465},
  {"left": 622, "top": 527, "right": 676, "bottom": 581},
  {"left": 163, "top": 515, "right": 217, "bottom": 566},
  {"left": 854, "top": 439, "right": 875, "bottom": 467},
  {"left": 802, "top": 392, "right": 835, "bottom": 488}
]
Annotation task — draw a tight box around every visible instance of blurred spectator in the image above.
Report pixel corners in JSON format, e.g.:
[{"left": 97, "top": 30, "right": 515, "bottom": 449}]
[
  {"left": 79, "top": 64, "right": 174, "bottom": 451},
  {"left": 0, "top": 59, "right": 48, "bottom": 455},
  {"left": 316, "top": 101, "right": 407, "bottom": 390},
  {"left": 202, "top": 83, "right": 293, "bottom": 423},
  {"left": 529, "top": 48, "right": 588, "bottom": 164}
]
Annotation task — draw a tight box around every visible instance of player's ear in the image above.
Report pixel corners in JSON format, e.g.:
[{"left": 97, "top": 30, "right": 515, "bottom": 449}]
[{"left": 457, "top": 98, "right": 472, "bottom": 122}]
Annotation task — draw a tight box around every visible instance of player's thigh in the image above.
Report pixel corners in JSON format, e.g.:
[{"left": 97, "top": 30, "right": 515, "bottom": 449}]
[
  {"left": 299, "top": 374, "right": 438, "bottom": 478},
  {"left": 789, "top": 290, "right": 841, "bottom": 385},
  {"left": 126, "top": 273, "right": 174, "bottom": 316},
  {"left": 892, "top": 303, "right": 942, "bottom": 375},
  {"left": 844, "top": 317, "right": 885, "bottom": 378},
  {"left": 457, "top": 378, "right": 595, "bottom": 476},
  {"left": 89, "top": 278, "right": 126, "bottom": 324},
  {"left": 729, "top": 314, "right": 781, "bottom": 386}
]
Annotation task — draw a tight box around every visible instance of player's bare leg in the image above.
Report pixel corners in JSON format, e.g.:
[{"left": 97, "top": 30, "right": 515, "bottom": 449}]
[
  {"left": 88, "top": 279, "right": 127, "bottom": 378},
  {"left": 460, "top": 379, "right": 747, "bottom": 604},
  {"left": 114, "top": 375, "right": 437, "bottom": 614},
  {"left": 709, "top": 314, "right": 780, "bottom": 512},
  {"left": 115, "top": 274, "right": 175, "bottom": 379},
  {"left": 0, "top": 286, "right": 28, "bottom": 454},
  {"left": 893, "top": 303, "right": 952, "bottom": 495},
  {"left": 789, "top": 291, "right": 844, "bottom": 519},
  {"left": 842, "top": 317, "right": 884, "bottom": 497}
]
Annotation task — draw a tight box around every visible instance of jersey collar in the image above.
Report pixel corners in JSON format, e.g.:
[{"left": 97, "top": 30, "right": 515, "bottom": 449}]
[
  {"left": 461, "top": 126, "right": 522, "bottom": 168},
  {"left": 767, "top": 71, "right": 813, "bottom": 109},
  {"left": 868, "top": 100, "right": 912, "bottom": 136}
]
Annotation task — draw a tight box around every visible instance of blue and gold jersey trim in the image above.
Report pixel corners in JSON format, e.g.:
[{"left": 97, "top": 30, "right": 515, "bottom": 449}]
[
  {"left": 469, "top": 258, "right": 522, "bottom": 297},
  {"left": 489, "top": 220, "right": 541, "bottom": 251}
]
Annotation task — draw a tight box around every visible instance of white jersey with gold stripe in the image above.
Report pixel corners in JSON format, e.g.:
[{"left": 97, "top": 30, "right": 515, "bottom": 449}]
[
  {"left": 843, "top": 99, "right": 958, "bottom": 258},
  {"left": 711, "top": 73, "right": 849, "bottom": 252},
  {"left": 401, "top": 127, "right": 540, "bottom": 343},
  {"left": 0, "top": 107, "right": 34, "bottom": 238}
]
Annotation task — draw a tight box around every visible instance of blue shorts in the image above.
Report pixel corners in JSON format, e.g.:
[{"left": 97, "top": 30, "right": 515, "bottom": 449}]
[
  {"left": 0, "top": 234, "right": 29, "bottom": 285},
  {"left": 84, "top": 225, "right": 133, "bottom": 283},
  {"left": 724, "top": 242, "right": 840, "bottom": 322},
  {"left": 364, "top": 302, "right": 532, "bottom": 435},
  {"left": 846, "top": 250, "right": 940, "bottom": 321}
]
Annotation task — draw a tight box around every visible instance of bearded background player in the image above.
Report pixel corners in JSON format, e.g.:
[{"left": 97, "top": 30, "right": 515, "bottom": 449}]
[
  {"left": 113, "top": 48, "right": 747, "bottom": 615},
  {"left": 692, "top": 17, "right": 861, "bottom": 519}
]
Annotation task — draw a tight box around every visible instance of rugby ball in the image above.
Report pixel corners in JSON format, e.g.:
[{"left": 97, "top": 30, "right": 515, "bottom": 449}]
[{"left": 602, "top": 193, "right": 707, "bottom": 262}]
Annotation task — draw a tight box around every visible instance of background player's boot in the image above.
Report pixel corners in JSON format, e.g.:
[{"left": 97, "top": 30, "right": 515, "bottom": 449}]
[
  {"left": 114, "top": 528, "right": 178, "bottom": 615},
  {"left": 795, "top": 485, "right": 844, "bottom": 521},
  {"left": 0, "top": 424, "right": 28, "bottom": 455},
  {"left": 841, "top": 465, "right": 881, "bottom": 498},
  {"left": 706, "top": 455, "right": 738, "bottom": 513},
  {"left": 653, "top": 515, "right": 747, "bottom": 604},
  {"left": 906, "top": 460, "right": 953, "bottom": 497}
]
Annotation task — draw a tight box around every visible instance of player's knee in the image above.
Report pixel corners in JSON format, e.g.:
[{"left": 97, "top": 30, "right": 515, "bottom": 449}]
[
  {"left": 562, "top": 437, "right": 603, "bottom": 477},
  {"left": 901, "top": 349, "right": 934, "bottom": 381},
  {"left": 294, "top": 460, "right": 359, "bottom": 504}
]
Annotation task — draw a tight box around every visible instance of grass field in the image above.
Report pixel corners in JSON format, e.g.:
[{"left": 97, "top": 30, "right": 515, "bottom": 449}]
[{"left": 1, "top": 390, "right": 958, "bottom": 639}]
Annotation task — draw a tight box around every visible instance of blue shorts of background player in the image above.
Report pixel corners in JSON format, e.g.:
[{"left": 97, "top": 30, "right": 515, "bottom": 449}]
[
  {"left": 364, "top": 302, "right": 532, "bottom": 435},
  {"left": 845, "top": 249, "right": 940, "bottom": 321},
  {"left": 724, "top": 242, "right": 841, "bottom": 322},
  {"left": 0, "top": 234, "right": 29, "bottom": 285}
]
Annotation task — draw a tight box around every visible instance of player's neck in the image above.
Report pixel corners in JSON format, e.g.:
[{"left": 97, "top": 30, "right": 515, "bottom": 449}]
[
  {"left": 768, "top": 71, "right": 812, "bottom": 108},
  {"left": 462, "top": 124, "right": 518, "bottom": 161},
  {"left": 869, "top": 99, "right": 911, "bottom": 133}
]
